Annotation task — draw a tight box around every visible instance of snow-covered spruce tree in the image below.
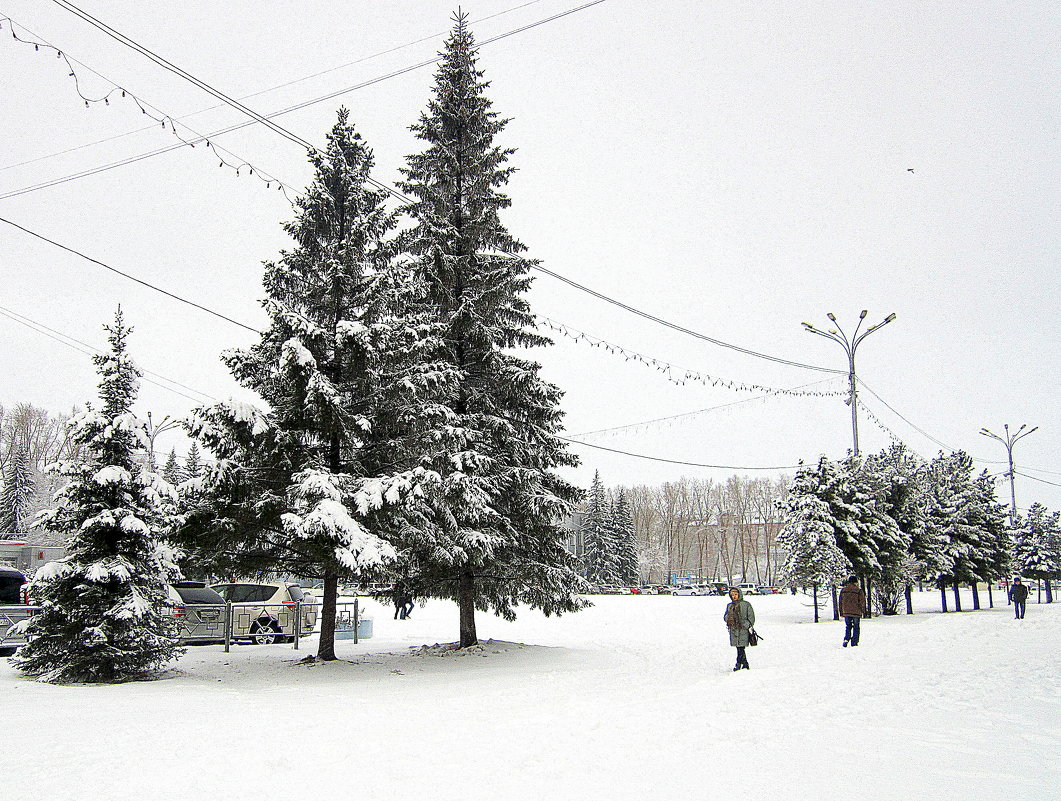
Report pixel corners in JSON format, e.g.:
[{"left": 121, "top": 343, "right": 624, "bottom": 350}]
[
  {"left": 581, "top": 472, "right": 620, "bottom": 585},
  {"left": 1012, "top": 503, "right": 1060, "bottom": 603},
  {"left": 0, "top": 441, "right": 36, "bottom": 535},
  {"left": 183, "top": 441, "right": 203, "bottom": 481},
  {"left": 611, "top": 488, "right": 640, "bottom": 585},
  {"left": 396, "top": 13, "right": 587, "bottom": 647},
  {"left": 923, "top": 451, "right": 1008, "bottom": 611},
  {"left": 776, "top": 458, "right": 852, "bottom": 621},
  {"left": 14, "top": 313, "right": 183, "bottom": 683},
  {"left": 161, "top": 448, "right": 184, "bottom": 487},
  {"left": 175, "top": 110, "right": 447, "bottom": 661}
]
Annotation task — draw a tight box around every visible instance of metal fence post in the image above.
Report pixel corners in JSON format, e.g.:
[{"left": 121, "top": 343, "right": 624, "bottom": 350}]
[
  {"left": 353, "top": 598, "right": 359, "bottom": 645},
  {"left": 224, "top": 601, "right": 231, "bottom": 653},
  {"left": 293, "top": 600, "right": 301, "bottom": 650}
]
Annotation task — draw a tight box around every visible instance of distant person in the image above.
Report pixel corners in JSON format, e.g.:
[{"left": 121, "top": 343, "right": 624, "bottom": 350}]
[
  {"left": 394, "top": 590, "right": 413, "bottom": 620},
  {"left": 1009, "top": 578, "right": 1029, "bottom": 620},
  {"left": 724, "top": 586, "right": 755, "bottom": 671},
  {"left": 838, "top": 575, "right": 867, "bottom": 647}
]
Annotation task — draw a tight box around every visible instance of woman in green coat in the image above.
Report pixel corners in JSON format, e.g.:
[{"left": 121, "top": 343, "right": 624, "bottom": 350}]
[{"left": 724, "top": 586, "right": 755, "bottom": 670}]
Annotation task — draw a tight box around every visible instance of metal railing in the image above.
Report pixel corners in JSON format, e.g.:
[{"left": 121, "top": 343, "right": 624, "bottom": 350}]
[{"left": 1, "top": 599, "right": 367, "bottom": 653}]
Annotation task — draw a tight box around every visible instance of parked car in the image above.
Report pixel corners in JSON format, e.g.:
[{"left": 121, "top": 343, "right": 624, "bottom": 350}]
[
  {"left": 757, "top": 586, "right": 781, "bottom": 595},
  {"left": 210, "top": 581, "right": 319, "bottom": 644},
  {"left": 736, "top": 583, "right": 758, "bottom": 597},
  {"left": 626, "top": 586, "right": 642, "bottom": 595},
  {"left": 710, "top": 582, "right": 730, "bottom": 595},
  {"left": 672, "top": 585, "right": 702, "bottom": 596},
  {"left": 0, "top": 567, "right": 30, "bottom": 656},
  {"left": 167, "top": 582, "right": 228, "bottom": 644}
]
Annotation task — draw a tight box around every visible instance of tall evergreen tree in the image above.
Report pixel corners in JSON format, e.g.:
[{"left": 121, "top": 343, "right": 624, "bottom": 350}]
[
  {"left": 581, "top": 472, "right": 619, "bottom": 585},
  {"left": 777, "top": 458, "right": 852, "bottom": 616},
  {"left": 177, "top": 109, "right": 445, "bottom": 660},
  {"left": 0, "top": 441, "right": 36, "bottom": 535},
  {"left": 14, "top": 312, "right": 183, "bottom": 683},
  {"left": 611, "top": 488, "right": 639, "bottom": 585},
  {"left": 396, "top": 13, "right": 586, "bottom": 646}
]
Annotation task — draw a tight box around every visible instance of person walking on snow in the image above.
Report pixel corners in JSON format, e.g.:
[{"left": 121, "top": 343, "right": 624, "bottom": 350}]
[
  {"left": 839, "top": 575, "right": 867, "bottom": 647},
  {"left": 724, "top": 586, "right": 755, "bottom": 671},
  {"left": 1009, "top": 578, "right": 1029, "bottom": 619}
]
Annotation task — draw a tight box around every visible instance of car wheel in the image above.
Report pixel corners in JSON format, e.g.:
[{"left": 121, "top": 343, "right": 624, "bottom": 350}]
[{"left": 249, "top": 620, "right": 282, "bottom": 645}]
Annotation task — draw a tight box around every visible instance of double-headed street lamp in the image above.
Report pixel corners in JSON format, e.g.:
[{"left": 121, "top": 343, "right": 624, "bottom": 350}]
[
  {"left": 802, "top": 310, "right": 897, "bottom": 457},
  {"left": 979, "top": 423, "right": 1038, "bottom": 527}
]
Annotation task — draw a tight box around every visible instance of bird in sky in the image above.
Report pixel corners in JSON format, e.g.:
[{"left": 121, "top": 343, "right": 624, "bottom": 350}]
[{"left": 907, "top": 168, "right": 915, "bottom": 173}]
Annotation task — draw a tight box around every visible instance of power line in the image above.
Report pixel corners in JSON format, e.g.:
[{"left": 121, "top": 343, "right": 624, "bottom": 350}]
[
  {"left": 0, "top": 303, "right": 216, "bottom": 404},
  {"left": 0, "top": 0, "right": 547, "bottom": 175},
  {"left": 567, "top": 379, "right": 840, "bottom": 438},
  {"left": 50, "top": 0, "right": 318, "bottom": 152},
  {"left": 0, "top": 13, "right": 297, "bottom": 197},
  {"left": 0, "top": 215, "right": 261, "bottom": 334},
  {"left": 559, "top": 435, "right": 800, "bottom": 471},
  {"left": 1014, "top": 471, "right": 1061, "bottom": 489},
  {"left": 12, "top": 0, "right": 840, "bottom": 376}
]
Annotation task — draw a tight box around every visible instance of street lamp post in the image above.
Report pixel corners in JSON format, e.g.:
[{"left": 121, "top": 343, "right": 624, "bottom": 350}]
[
  {"left": 802, "top": 310, "right": 897, "bottom": 457},
  {"left": 979, "top": 424, "right": 1038, "bottom": 528}
]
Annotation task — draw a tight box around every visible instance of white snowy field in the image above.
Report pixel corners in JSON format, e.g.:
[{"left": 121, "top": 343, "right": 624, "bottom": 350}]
[{"left": 3, "top": 592, "right": 1058, "bottom": 800}]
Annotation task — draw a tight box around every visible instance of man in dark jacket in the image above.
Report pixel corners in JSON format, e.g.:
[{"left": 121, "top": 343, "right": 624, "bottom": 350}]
[
  {"left": 1009, "top": 578, "right": 1029, "bottom": 619},
  {"left": 838, "top": 575, "right": 867, "bottom": 647}
]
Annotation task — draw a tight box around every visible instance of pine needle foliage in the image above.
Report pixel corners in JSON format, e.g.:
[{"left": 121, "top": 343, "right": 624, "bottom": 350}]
[
  {"left": 14, "top": 313, "right": 183, "bottom": 683},
  {"left": 396, "top": 13, "right": 587, "bottom": 646}
]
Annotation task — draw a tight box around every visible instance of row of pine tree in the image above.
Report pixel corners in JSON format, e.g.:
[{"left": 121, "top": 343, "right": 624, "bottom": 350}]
[{"left": 778, "top": 443, "right": 1059, "bottom": 617}]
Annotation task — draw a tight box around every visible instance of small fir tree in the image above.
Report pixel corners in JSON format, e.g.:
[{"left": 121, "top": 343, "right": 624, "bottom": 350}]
[
  {"left": 1012, "top": 503, "right": 1060, "bottom": 603},
  {"left": 611, "top": 488, "right": 639, "bottom": 585},
  {"left": 0, "top": 441, "right": 36, "bottom": 535},
  {"left": 14, "top": 312, "right": 183, "bottom": 683},
  {"left": 161, "top": 448, "right": 184, "bottom": 487},
  {"left": 183, "top": 441, "right": 203, "bottom": 481},
  {"left": 581, "top": 472, "right": 619, "bottom": 585}
]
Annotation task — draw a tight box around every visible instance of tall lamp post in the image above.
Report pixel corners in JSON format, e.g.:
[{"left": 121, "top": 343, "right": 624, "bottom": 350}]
[
  {"left": 979, "top": 424, "right": 1038, "bottom": 528},
  {"left": 802, "top": 310, "right": 897, "bottom": 457}
]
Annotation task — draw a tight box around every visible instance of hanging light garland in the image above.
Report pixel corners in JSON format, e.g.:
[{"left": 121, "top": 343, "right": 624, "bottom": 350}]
[
  {"left": 855, "top": 398, "right": 918, "bottom": 453},
  {"left": 0, "top": 14, "right": 295, "bottom": 202},
  {"left": 540, "top": 316, "right": 848, "bottom": 398}
]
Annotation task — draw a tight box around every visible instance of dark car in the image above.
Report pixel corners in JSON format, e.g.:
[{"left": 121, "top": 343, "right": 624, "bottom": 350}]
[
  {"left": 0, "top": 567, "right": 30, "bottom": 656},
  {"left": 167, "top": 582, "right": 229, "bottom": 644}
]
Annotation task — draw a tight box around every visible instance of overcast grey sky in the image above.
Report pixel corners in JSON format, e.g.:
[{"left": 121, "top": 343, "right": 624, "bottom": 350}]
[{"left": 1, "top": 0, "right": 1058, "bottom": 510}]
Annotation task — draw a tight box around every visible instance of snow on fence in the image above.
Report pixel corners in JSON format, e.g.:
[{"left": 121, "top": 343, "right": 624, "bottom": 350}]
[{"left": 0, "top": 600, "right": 370, "bottom": 655}]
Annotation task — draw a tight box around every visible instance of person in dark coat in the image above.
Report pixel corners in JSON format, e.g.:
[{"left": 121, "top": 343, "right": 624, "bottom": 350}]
[
  {"left": 1009, "top": 578, "right": 1029, "bottom": 619},
  {"left": 724, "top": 587, "right": 755, "bottom": 670},
  {"left": 838, "top": 575, "right": 867, "bottom": 647}
]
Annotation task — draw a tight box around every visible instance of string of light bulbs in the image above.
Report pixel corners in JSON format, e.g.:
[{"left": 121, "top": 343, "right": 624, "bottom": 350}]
[
  {"left": 542, "top": 316, "right": 847, "bottom": 397},
  {"left": 0, "top": 13, "right": 297, "bottom": 200}
]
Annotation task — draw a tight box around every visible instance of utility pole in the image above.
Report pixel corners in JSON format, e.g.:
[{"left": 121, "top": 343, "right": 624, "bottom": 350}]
[
  {"left": 802, "top": 311, "right": 896, "bottom": 456},
  {"left": 979, "top": 424, "right": 1038, "bottom": 527}
]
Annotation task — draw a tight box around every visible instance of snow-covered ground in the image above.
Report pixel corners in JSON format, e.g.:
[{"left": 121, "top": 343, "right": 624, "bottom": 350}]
[{"left": 4, "top": 592, "right": 1058, "bottom": 800}]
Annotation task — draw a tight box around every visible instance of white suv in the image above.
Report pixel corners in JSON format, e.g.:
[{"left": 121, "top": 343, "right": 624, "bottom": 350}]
[{"left": 211, "top": 582, "right": 318, "bottom": 644}]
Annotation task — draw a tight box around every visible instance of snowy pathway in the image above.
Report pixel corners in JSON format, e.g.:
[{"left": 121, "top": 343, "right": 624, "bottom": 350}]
[{"left": 3, "top": 593, "right": 1057, "bottom": 799}]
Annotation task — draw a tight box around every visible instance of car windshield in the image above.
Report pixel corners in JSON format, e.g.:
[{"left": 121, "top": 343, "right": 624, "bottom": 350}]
[
  {"left": 213, "top": 584, "right": 277, "bottom": 603},
  {"left": 174, "top": 587, "right": 226, "bottom": 604},
  {"left": 286, "top": 585, "right": 305, "bottom": 602},
  {"left": 0, "top": 569, "right": 26, "bottom": 604}
]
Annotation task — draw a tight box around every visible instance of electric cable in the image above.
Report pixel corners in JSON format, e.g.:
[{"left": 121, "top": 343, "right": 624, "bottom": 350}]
[
  {"left": 0, "top": 0, "right": 546, "bottom": 175},
  {"left": 558, "top": 435, "right": 800, "bottom": 471},
  {"left": 0, "top": 303, "right": 216, "bottom": 404},
  {"left": 1014, "top": 471, "right": 1061, "bottom": 489},
  {"left": 0, "top": 215, "right": 261, "bottom": 334}
]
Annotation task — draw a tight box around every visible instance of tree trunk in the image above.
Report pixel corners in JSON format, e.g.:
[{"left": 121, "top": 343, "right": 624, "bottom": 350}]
[
  {"left": 862, "top": 577, "right": 873, "bottom": 619},
  {"left": 940, "top": 580, "right": 948, "bottom": 613},
  {"left": 1046, "top": 579, "right": 1054, "bottom": 604},
  {"left": 458, "top": 570, "right": 478, "bottom": 647},
  {"left": 952, "top": 581, "right": 962, "bottom": 612},
  {"left": 987, "top": 581, "right": 994, "bottom": 609},
  {"left": 813, "top": 583, "right": 820, "bottom": 623},
  {"left": 971, "top": 582, "right": 980, "bottom": 610},
  {"left": 317, "top": 571, "right": 339, "bottom": 661},
  {"left": 831, "top": 585, "right": 839, "bottom": 621},
  {"left": 905, "top": 585, "right": 913, "bottom": 615}
]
